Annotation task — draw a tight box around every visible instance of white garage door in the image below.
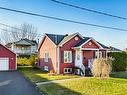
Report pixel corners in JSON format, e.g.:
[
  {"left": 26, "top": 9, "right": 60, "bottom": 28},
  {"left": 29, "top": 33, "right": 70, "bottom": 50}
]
[{"left": 0, "top": 58, "right": 9, "bottom": 71}]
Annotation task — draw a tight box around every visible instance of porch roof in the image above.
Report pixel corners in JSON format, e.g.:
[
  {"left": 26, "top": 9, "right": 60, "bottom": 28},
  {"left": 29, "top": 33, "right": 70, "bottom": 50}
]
[{"left": 74, "top": 37, "right": 108, "bottom": 49}]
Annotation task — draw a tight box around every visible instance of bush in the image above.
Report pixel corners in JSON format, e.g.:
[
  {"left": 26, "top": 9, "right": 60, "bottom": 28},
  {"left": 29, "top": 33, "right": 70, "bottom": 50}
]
[
  {"left": 108, "top": 52, "right": 127, "bottom": 72},
  {"left": 17, "top": 54, "right": 37, "bottom": 66},
  {"left": 92, "top": 58, "right": 111, "bottom": 79}
]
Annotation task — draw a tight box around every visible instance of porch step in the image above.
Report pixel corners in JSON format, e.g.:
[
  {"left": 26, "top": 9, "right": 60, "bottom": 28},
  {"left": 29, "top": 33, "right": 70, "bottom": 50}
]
[{"left": 85, "top": 67, "right": 92, "bottom": 76}]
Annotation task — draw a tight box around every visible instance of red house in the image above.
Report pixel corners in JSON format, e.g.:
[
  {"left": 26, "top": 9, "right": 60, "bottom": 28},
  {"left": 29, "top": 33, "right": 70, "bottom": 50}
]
[
  {"left": 38, "top": 33, "right": 108, "bottom": 75},
  {"left": 0, "top": 44, "right": 16, "bottom": 71}
]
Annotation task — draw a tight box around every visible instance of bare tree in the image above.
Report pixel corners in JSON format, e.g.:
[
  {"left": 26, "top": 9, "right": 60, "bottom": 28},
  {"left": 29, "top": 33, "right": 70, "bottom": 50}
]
[{"left": 1, "top": 23, "right": 37, "bottom": 44}]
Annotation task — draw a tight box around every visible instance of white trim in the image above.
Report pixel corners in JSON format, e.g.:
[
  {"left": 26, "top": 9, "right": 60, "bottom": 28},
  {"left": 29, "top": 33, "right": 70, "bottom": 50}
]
[
  {"left": 75, "top": 49, "right": 83, "bottom": 67},
  {"left": 0, "top": 44, "right": 16, "bottom": 55},
  {"left": 59, "top": 32, "right": 84, "bottom": 46},
  {"left": 0, "top": 57, "right": 9, "bottom": 71},
  {"left": 45, "top": 34, "right": 57, "bottom": 47},
  {"left": 91, "top": 38, "right": 104, "bottom": 49},
  {"left": 81, "top": 48, "right": 99, "bottom": 50},
  {"left": 63, "top": 51, "right": 72, "bottom": 63},
  {"left": 79, "top": 38, "right": 104, "bottom": 49},
  {"left": 64, "top": 68, "right": 72, "bottom": 74},
  {"left": 57, "top": 47, "right": 60, "bottom": 74},
  {"left": 44, "top": 66, "right": 49, "bottom": 71},
  {"left": 38, "top": 34, "right": 57, "bottom": 51},
  {"left": 79, "top": 39, "right": 91, "bottom": 48}
]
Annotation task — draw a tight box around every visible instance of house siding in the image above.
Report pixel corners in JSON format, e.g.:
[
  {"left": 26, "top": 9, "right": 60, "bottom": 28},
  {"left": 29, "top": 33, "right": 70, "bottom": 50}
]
[
  {"left": 38, "top": 37, "right": 57, "bottom": 72},
  {"left": 0, "top": 45, "right": 16, "bottom": 70},
  {"left": 83, "top": 50, "right": 94, "bottom": 65},
  {"left": 60, "top": 35, "right": 82, "bottom": 74},
  {"left": 82, "top": 40, "right": 99, "bottom": 48}
]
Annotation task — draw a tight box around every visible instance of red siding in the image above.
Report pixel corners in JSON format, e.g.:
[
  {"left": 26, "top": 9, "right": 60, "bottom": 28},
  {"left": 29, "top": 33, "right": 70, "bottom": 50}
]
[
  {"left": 82, "top": 40, "right": 99, "bottom": 49},
  {"left": 83, "top": 50, "right": 94, "bottom": 65},
  {"left": 38, "top": 36, "right": 57, "bottom": 72},
  {"left": 0, "top": 44, "right": 16, "bottom": 70},
  {"left": 60, "top": 35, "right": 82, "bottom": 74}
]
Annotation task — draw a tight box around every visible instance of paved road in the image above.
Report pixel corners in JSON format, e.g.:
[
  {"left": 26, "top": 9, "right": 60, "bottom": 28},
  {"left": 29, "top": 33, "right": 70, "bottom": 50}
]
[{"left": 0, "top": 71, "right": 42, "bottom": 95}]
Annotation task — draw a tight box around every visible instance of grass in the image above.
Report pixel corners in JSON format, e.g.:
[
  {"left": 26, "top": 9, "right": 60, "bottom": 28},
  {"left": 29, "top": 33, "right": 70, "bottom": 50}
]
[
  {"left": 38, "top": 77, "right": 127, "bottom": 95},
  {"left": 18, "top": 66, "right": 80, "bottom": 83},
  {"left": 19, "top": 66, "right": 127, "bottom": 95}
]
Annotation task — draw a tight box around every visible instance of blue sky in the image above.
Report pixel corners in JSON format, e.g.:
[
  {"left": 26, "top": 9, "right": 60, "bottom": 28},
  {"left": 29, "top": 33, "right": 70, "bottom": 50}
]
[{"left": 0, "top": 0, "right": 127, "bottom": 50}]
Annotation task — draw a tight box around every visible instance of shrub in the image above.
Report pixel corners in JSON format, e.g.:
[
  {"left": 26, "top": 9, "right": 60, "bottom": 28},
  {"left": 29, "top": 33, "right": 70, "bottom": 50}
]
[
  {"left": 17, "top": 54, "right": 37, "bottom": 66},
  {"left": 92, "top": 58, "right": 112, "bottom": 79},
  {"left": 108, "top": 52, "right": 127, "bottom": 72}
]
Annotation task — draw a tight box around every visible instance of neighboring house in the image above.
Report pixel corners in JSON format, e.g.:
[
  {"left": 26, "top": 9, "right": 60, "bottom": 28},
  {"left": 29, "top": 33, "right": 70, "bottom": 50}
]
[
  {"left": 107, "top": 46, "right": 122, "bottom": 52},
  {"left": 0, "top": 44, "right": 16, "bottom": 71},
  {"left": 6, "top": 39, "right": 37, "bottom": 56},
  {"left": 38, "top": 33, "right": 108, "bottom": 75}
]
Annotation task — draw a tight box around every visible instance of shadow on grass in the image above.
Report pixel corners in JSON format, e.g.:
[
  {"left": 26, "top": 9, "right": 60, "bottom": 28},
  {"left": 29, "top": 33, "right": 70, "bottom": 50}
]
[
  {"left": 38, "top": 82, "right": 82, "bottom": 95},
  {"left": 110, "top": 71, "right": 127, "bottom": 79},
  {"left": 18, "top": 66, "right": 82, "bottom": 95}
]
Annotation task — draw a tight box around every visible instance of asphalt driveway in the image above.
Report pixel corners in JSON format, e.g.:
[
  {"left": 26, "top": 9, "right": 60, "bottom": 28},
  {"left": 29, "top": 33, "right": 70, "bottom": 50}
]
[{"left": 0, "top": 71, "right": 42, "bottom": 95}]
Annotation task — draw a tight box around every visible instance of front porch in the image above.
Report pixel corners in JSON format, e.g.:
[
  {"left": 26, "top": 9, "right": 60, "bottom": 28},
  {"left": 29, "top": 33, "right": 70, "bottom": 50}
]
[{"left": 74, "top": 48, "right": 107, "bottom": 76}]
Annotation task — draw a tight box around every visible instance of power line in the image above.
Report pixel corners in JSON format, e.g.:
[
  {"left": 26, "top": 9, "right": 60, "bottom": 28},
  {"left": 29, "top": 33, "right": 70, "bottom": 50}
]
[
  {"left": 0, "top": 22, "right": 42, "bottom": 36},
  {"left": 0, "top": 6, "right": 127, "bottom": 31},
  {"left": 51, "top": 0, "right": 127, "bottom": 20},
  {"left": 0, "top": 27, "right": 41, "bottom": 37}
]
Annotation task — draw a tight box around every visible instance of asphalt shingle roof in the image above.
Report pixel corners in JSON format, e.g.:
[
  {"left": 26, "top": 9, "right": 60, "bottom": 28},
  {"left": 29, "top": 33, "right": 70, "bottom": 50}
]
[
  {"left": 74, "top": 37, "right": 90, "bottom": 47},
  {"left": 74, "top": 37, "right": 109, "bottom": 49},
  {"left": 108, "top": 46, "right": 122, "bottom": 51},
  {"left": 46, "top": 33, "right": 65, "bottom": 45},
  {"left": 45, "top": 33, "right": 108, "bottom": 49},
  {"left": 59, "top": 33, "right": 77, "bottom": 45}
]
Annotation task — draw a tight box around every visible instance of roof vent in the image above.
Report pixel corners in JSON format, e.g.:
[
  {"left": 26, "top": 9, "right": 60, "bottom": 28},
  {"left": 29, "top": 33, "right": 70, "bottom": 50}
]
[{"left": 65, "top": 34, "right": 68, "bottom": 36}]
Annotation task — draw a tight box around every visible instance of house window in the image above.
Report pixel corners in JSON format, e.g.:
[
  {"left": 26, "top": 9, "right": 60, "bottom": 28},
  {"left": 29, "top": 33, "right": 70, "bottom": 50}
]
[
  {"left": 75, "top": 36, "right": 79, "bottom": 41},
  {"left": 88, "top": 42, "right": 92, "bottom": 46},
  {"left": 44, "top": 52, "right": 49, "bottom": 62},
  {"left": 95, "top": 51, "right": 102, "bottom": 58},
  {"left": 64, "top": 51, "right": 72, "bottom": 63},
  {"left": 64, "top": 68, "right": 72, "bottom": 73},
  {"left": 44, "top": 66, "right": 48, "bottom": 71},
  {"left": 99, "top": 52, "right": 102, "bottom": 58}
]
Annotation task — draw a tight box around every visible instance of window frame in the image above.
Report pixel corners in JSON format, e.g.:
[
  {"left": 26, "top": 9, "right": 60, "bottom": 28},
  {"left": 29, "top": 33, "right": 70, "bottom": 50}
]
[
  {"left": 64, "top": 68, "right": 72, "bottom": 74},
  {"left": 44, "top": 66, "right": 49, "bottom": 71},
  {"left": 44, "top": 52, "right": 49, "bottom": 62},
  {"left": 64, "top": 51, "right": 72, "bottom": 63}
]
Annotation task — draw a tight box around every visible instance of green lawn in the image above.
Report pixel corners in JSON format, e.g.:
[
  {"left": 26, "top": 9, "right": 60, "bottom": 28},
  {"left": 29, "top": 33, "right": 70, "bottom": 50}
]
[
  {"left": 19, "top": 66, "right": 127, "bottom": 95},
  {"left": 38, "top": 77, "right": 127, "bottom": 95},
  {"left": 18, "top": 66, "right": 80, "bottom": 83}
]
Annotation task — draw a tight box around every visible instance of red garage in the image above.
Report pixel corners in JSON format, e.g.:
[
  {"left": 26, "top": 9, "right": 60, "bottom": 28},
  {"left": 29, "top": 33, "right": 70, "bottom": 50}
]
[{"left": 0, "top": 44, "right": 16, "bottom": 71}]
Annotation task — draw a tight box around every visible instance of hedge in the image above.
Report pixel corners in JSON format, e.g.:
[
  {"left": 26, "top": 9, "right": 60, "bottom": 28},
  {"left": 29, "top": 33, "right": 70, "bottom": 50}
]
[
  {"left": 17, "top": 54, "right": 37, "bottom": 66},
  {"left": 108, "top": 52, "right": 127, "bottom": 72}
]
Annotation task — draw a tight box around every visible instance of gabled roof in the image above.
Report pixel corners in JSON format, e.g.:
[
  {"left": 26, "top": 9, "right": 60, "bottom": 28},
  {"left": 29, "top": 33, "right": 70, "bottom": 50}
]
[
  {"left": 74, "top": 37, "right": 90, "bottom": 47},
  {"left": 108, "top": 46, "right": 122, "bottom": 52},
  {"left": 97, "top": 42, "right": 109, "bottom": 49},
  {"left": 74, "top": 37, "right": 108, "bottom": 49},
  {"left": 45, "top": 33, "right": 65, "bottom": 45},
  {"left": 59, "top": 32, "right": 84, "bottom": 46},
  {"left": 0, "top": 44, "right": 16, "bottom": 55},
  {"left": 6, "top": 39, "right": 37, "bottom": 46}
]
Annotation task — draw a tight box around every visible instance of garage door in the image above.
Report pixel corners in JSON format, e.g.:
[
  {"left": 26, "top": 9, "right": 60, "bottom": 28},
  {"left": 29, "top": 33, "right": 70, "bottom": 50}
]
[{"left": 0, "top": 58, "right": 9, "bottom": 71}]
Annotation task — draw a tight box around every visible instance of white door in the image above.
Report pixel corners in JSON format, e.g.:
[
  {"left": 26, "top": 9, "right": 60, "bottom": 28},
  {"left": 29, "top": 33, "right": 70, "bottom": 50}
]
[{"left": 0, "top": 58, "right": 9, "bottom": 71}]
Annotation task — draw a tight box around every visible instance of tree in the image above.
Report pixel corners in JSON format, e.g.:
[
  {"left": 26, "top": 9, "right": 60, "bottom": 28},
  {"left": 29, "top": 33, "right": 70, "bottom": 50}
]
[{"left": 1, "top": 23, "right": 37, "bottom": 44}]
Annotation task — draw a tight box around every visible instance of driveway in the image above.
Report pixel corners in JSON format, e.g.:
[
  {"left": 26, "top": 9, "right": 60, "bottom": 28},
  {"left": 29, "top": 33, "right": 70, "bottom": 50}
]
[{"left": 0, "top": 71, "right": 42, "bottom": 95}]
